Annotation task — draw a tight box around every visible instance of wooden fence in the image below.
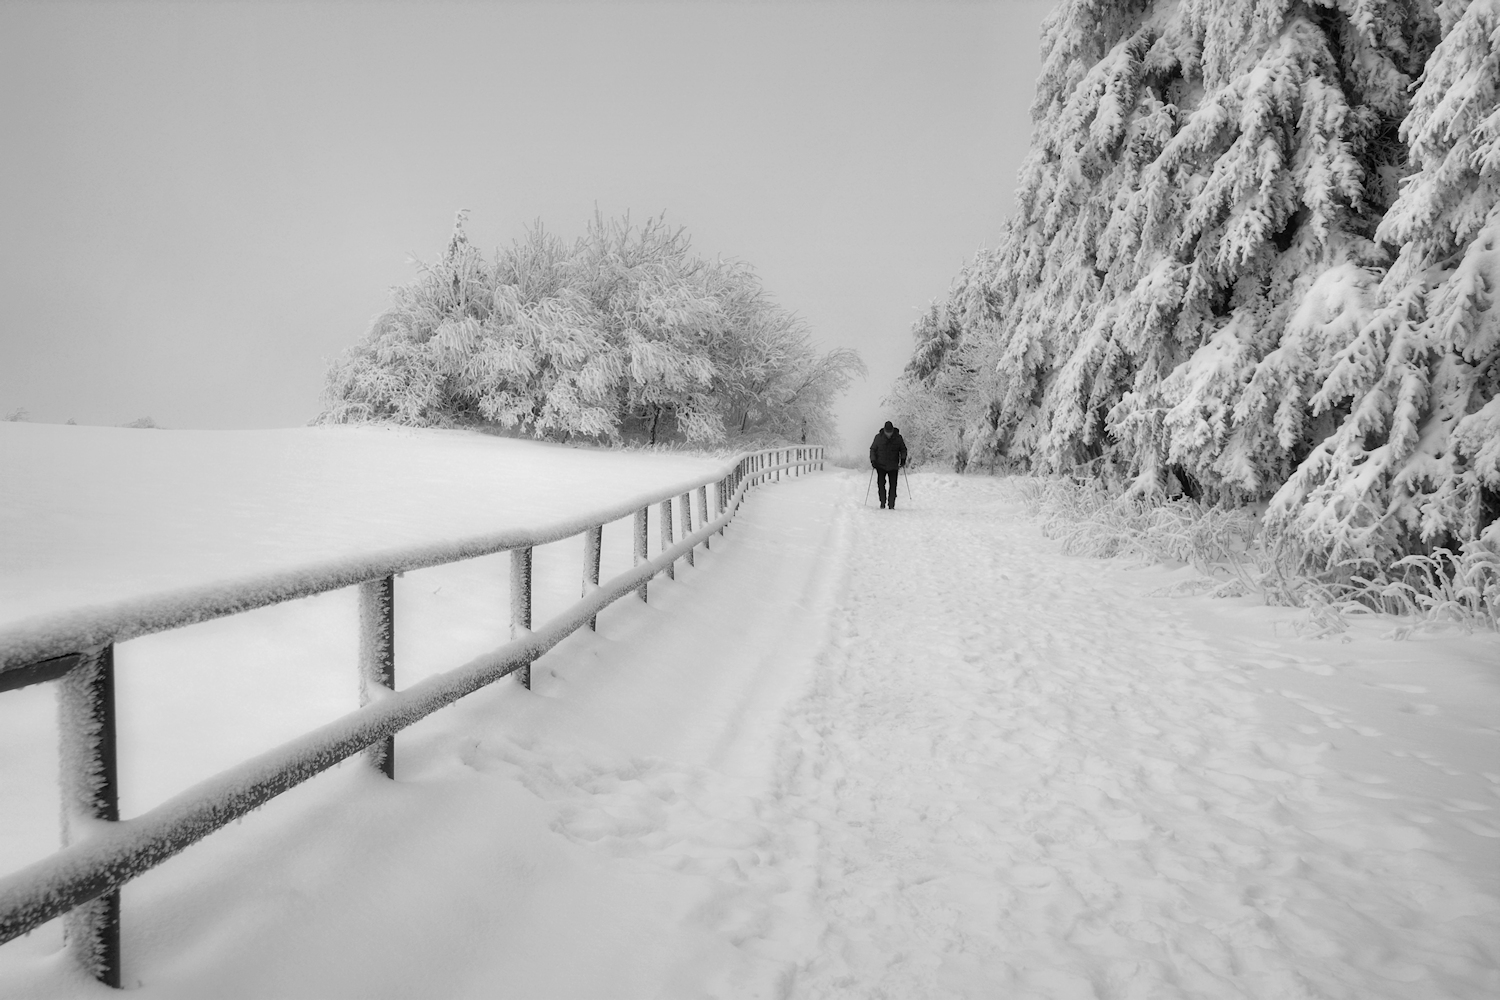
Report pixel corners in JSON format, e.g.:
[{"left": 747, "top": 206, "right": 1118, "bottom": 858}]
[{"left": 0, "top": 445, "right": 825, "bottom": 986}]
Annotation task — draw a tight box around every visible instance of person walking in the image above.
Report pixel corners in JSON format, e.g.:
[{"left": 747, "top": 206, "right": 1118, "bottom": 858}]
[{"left": 869, "top": 420, "right": 908, "bottom": 509}]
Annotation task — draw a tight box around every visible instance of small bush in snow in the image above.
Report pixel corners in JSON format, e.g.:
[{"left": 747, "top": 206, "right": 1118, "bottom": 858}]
[{"left": 1017, "top": 476, "right": 1498, "bottom": 635}]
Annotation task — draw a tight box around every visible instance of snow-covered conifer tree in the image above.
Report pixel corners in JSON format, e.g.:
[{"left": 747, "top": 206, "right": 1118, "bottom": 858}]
[
  {"left": 914, "top": 0, "right": 1440, "bottom": 501},
  {"left": 1271, "top": 0, "right": 1500, "bottom": 564}
]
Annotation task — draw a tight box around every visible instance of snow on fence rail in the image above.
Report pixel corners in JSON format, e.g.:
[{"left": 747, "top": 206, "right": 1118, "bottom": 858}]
[{"left": 0, "top": 445, "right": 825, "bottom": 987}]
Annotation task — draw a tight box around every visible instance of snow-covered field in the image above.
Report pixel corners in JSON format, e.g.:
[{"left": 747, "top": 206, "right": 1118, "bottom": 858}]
[{"left": 2, "top": 427, "right": 1498, "bottom": 998}]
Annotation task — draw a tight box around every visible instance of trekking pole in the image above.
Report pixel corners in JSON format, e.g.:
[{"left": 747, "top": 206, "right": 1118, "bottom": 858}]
[
  {"left": 904, "top": 468, "right": 916, "bottom": 506},
  {"left": 864, "top": 468, "right": 874, "bottom": 507}
]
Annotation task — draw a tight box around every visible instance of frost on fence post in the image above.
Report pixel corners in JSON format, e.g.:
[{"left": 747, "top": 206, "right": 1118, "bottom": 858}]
[
  {"left": 696, "top": 486, "right": 709, "bottom": 551},
  {"left": 634, "top": 507, "right": 649, "bottom": 602},
  {"left": 582, "top": 525, "right": 602, "bottom": 631},
  {"left": 358, "top": 576, "right": 396, "bottom": 778},
  {"left": 56, "top": 645, "right": 121, "bottom": 987},
  {"left": 511, "top": 548, "right": 533, "bottom": 689},
  {"left": 661, "top": 499, "right": 675, "bottom": 581},
  {"left": 680, "top": 491, "right": 694, "bottom": 567},
  {"left": 717, "top": 479, "right": 728, "bottom": 536}
]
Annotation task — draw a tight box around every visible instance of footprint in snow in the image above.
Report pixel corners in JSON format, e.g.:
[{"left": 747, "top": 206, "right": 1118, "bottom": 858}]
[{"left": 1006, "top": 864, "right": 1058, "bottom": 889}]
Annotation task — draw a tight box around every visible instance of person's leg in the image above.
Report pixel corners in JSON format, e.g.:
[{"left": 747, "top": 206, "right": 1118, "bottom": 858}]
[
  {"left": 876, "top": 469, "right": 890, "bottom": 507},
  {"left": 889, "top": 467, "right": 899, "bottom": 508}
]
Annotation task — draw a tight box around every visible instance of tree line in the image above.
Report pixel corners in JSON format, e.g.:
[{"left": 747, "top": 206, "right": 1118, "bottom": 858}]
[
  {"left": 893, "top": 0, "right": 1498, "bottom": 572},
  {"left": 320, "top": 212, "right": 863, "bottom": 446}
]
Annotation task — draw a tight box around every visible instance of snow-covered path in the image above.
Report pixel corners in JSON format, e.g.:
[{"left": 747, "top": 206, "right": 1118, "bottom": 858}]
[
  {"left": 773, "top": 475, "right": 1499, "bottom": 999},
  {"left": 3, "top": 467, "right": 1498, "bottom": 999}
]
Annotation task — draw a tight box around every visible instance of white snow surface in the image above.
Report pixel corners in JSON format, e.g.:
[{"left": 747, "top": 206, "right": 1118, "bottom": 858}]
[
  {"left": 0, "top": 422, "right": 728, "bottom": 630},
  {"left": 2, "top": 438, "right": 1499, "bottom": 998}
]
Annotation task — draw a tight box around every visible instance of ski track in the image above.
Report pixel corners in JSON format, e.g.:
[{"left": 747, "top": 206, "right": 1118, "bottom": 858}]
[{"left": 768, "top": 475, "right": 1497, "bottom": 1000}]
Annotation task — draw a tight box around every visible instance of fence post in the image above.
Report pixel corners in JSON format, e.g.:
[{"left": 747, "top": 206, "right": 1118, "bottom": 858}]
[
  {"left": 634, "top": 507, "right": 649, "bottom": 602},
  {"left": 680, "top": 492, "right": 694, "bottom": 567},
  {"left": 718, "top": 479, "right": 728, "bottom": 536},
  {"left": 660, "top": 499, "right": 675, "bottom": 580},
  {"left": 583, "top": 525, "right": 602, "bottom": 631},
  {"left": 57, "top": 645, "right": 121, "bottom": 988},
  {"left": 697, "top": 486, "right": 709, "bottom": 551},
  {"left": 358, "top": 576, "right": 396, "bottom": 778},
  {"left": 511, "top": 547, "right": 533, "bottom": 689}
]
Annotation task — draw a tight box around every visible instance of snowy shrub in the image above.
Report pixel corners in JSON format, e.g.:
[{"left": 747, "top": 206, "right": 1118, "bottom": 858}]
[
  {"left": 1016, "top": 475, "right": 1259, "bottom": 571},
  {"left": 322, "top": 212, "right": 863, "bottom": 447},
  {"left": 1017, "top": 475, "right": 1499, "bottom": 633}
]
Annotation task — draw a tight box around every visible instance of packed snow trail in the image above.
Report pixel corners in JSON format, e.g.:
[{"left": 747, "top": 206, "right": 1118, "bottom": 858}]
[
  {"left": 2, "top": 468, "right": 1497, "bottom": 999},
  {"left": 772, "top": 475, "right": 1498, "bottom": 999}
]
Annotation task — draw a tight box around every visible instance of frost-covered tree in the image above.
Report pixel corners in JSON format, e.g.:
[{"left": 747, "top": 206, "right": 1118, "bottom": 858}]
[
  {"left": 909, "top": 0, "right": 1440, "bottom": 488},
  {"left": 904, "top": 0, "right": 1500, "bottom": 575},
  {"left": 322, "top": 213, "right": 501, "bottom": 428},
  {"left": 1270, "top": 0, "right": 1500, "bottom": 564},
  {"left": 569, "top": 214, "right": 723, "bottom": 443},
  {"left": 486, "top": 223, "right": 620, "bottom": 438},
  {"left": 890, "top": 283, "right": 993, "bottom": 468},
  {"left": 322, "top": 211, "right": 862, "bottom": 446},
  {"left": 715, "top": 295, "right": 865, "bottom": 442}
]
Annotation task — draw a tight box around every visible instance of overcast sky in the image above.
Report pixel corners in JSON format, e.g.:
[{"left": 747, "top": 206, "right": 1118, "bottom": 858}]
[{"left": 0, "top": 0, "right": 1050, "bottom": 450}]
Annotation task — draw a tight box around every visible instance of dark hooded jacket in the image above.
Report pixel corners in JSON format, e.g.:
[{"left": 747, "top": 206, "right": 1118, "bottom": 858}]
[{"left": 869, "top": 427, "right": 908, "bottom": 471}]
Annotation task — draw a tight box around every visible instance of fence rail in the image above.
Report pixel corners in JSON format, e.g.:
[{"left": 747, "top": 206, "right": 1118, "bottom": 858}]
[{"left": 0, "top": 444, "right": 824, "bottom": 986}]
